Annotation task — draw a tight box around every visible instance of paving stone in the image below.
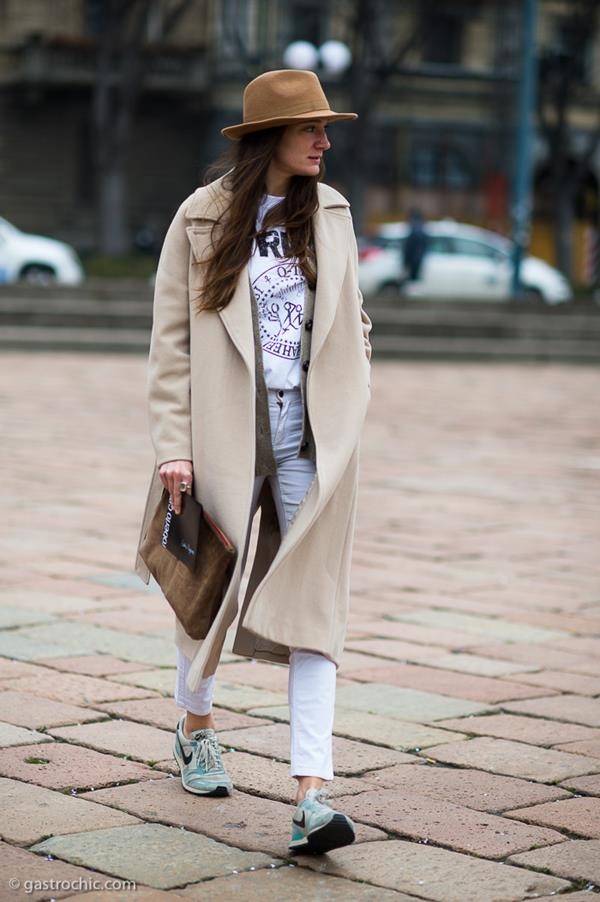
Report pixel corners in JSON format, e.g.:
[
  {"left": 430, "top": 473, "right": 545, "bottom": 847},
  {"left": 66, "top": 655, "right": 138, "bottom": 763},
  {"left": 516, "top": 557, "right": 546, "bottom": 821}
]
[
  {"left": 213, "top": 682, "right": 289, "bottom": 711},
  {"left": 109, "top": 669, "right": 176, "bottom": 694},
  {"left": 0, "top": 588, "right": 103, "bottom": 613},
  {"left": 504, "top": 669, "right": 600, "bottom": 696},
  {"left": 0, "top": 777, "right": 139, "bottom": 844},
  {"left": 11, "top": 621, "right": 176, "bottom": 666},
  {"left": 508, "top": 839, "right": 600, "bottom": 884},
  {"left": 94, "top": 697, "right": 271, "bottom": 732},
  {"left": 248, "top": 705, "right": 466, "bottom": 751},
  {"left": 344, "top": 637, "right": 448, "bottom": 660},
  {"left": 177, "top": 867, "right": 408, "bottom": 900},
  {"left": 0, "top": 659, "right": 50, "bottom": 679},
  {"left": 424, "top": 736, "right": 600, "bottom": 782},
  {"left": 26, "top": 577, "right": 129, "bottom": 598},
  {"left": 545, "top": 637, "right": 600, "bottom": 656},
  {"left": 348, "top": 662, "right": 552, "bottom": 704},
  {"left": 335, "top": 683, "right": 495, "bottom": 722},
  {"left": 533, "top": 894, "right": 600, "bottom": 902},
  {"left": 27, "top": 559, "right": 106, "bottom": 579},
  {"left": 502, "top": 695, "right": 600, "bottom": 727},
  {"left": 298, "top": 838, "right": 570, "bottom": 900},
  {"left": 0, "top": 671, "right": 159, "bottom": 705},
  {"left": 0, "top": 740, "right": 167, "bottom": 790},
  {"left": 360, "top": 763, "right": 572, "bottom": 812},
  {"left": 212, "top": 660, "right": 290, "bottom": 692},
  {"left": 36, "top": 654, "right": 150, "bottom": 676},
  {"left": 31, "top": 822, "right": 278, "bottom": 889},
  {"left": 0, "top": 689, "right": 108, "bottom": 729},
  {"left": 0, "top": 605, "right": 56, "bottom": 628},
  {"left": 87, "top": 571, "right": 162, "bottom": 592},
  {"left": 421, "top": 653, "right": 540, "bottom": 677},
  {"left": 221, "top": 751, "right": 373, "bottom": 802},
  {"left": 391, "top": 609, "right": 568, "bottom": 643},
  {"left": 218, "top": 723, "right": 414, "bottom": 775},
  {"left": 144, "top": 758, "right": 178, "bottom": 775},
  {"left": 500, "top": 609, "right": 600, "bottom": 634},
  {"left": 559, "top": 773, "right": 600, "bottom": 796},
  {"left": 66, "top": 891, "right": 182, "bottom": 902},
  {"left": 346, "top": 619, "right": 499, "bottom": 649},
  {"left": 554, "top": 738, "right": 600, "bottom": 758},
  {"left": 468, "top": 643, "right": 600, "bottom": 677},
  {"left": 337, "top": 649, "right": 413, "bottom": 674},
  {"left": 507, "top": 796, "right": 600, "bottom": 838},
  {"left": 333, "top": 787, "right": 565, "bottom": 859},
  {"left": 0, "top": 632, "right": 81, "bottom": 660},
  {"left": 48, "top": 719, "right": 175, "bottom": 764},
  {"left": 0, "top": 840, "right": 114, "bottom": 902},
  {"left": 436, "top": 713, "right": 600, "bottom": 747},
  {"left": 211, "top": 708, "right": 280, "bottom": 731},
  {"left": 65, "top": 604, "right": 173, "bottom": 633},
  {"left": 0, "top": 721, "right": 53, "bottom": 748},
  {"left": 79, "top": 781, "right": 385, "bottom": 858}
]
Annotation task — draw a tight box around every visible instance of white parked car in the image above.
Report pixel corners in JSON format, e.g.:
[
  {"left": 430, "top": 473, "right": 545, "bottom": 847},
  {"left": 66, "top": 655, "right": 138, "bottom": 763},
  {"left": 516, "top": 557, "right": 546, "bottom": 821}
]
[
  {"left": 0, "top": 217, "right": 84, "bottom": 285},
  {"left": 359, "top": 220, "right": 572, "bottom": 304}
]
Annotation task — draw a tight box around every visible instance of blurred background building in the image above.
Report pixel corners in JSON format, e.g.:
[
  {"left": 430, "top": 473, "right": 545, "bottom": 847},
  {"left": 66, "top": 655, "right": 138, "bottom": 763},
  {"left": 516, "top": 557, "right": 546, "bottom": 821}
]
[{"left": 1, "top": 0, "right": 599, "bottom": 285}]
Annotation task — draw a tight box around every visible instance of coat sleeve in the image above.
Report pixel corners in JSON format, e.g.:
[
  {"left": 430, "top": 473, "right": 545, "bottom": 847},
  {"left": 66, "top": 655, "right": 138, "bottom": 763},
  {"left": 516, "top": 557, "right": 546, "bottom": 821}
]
[
  {"left": 347, "top": 217, "right": 372, "bottom": 363},
  {"left": 147, "top": 197, "right": 194, "bottom": 467}
]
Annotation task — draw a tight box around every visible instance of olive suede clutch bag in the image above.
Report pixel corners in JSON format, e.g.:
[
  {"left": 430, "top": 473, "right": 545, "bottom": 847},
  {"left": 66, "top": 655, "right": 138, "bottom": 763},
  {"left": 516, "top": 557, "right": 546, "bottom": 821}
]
[{"left": 139, "top": 490, "right": 236, "bottom": 640}]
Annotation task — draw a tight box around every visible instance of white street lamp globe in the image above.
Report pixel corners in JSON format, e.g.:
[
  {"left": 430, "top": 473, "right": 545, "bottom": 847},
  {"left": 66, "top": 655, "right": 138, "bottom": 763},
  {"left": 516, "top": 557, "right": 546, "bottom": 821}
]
[
  {"left": 283, "top": 41, "right": 319, "bottom": 70},
  {"left": 319, "top": 40, "right": 352, "bottom": 74}
]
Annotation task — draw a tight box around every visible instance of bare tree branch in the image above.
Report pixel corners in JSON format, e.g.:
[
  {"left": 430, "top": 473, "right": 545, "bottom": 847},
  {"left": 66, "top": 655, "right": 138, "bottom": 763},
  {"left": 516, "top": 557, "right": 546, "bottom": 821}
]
[
  {"left": 375, "top": 19, "right": 425, "bottom": 84},
  {"left": 163, "top": 0, "right": 195, "bottom": 37}
]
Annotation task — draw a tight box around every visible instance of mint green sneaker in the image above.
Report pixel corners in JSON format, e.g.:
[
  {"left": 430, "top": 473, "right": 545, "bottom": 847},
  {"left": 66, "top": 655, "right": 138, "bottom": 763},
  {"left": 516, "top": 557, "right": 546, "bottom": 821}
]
[
  {"left": 289, "top": 787, "right": 355, "bottom": 854},
  {"left": 173, "top": 715, "right": 232, "bottom": 796}
]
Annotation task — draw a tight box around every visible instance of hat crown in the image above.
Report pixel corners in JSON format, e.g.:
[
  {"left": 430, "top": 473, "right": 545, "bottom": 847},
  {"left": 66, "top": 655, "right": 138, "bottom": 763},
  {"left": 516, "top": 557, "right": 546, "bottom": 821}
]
[
  {"left": 221, "top": 68, "right": 357, "bottom": 140},
  {"left": 243, "top": 70, "right": 330, "bottom": 123}
]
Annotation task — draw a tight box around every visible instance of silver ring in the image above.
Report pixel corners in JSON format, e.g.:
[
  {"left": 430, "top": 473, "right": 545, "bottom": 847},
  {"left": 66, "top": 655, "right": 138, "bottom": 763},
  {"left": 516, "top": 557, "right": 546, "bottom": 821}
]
[{"left": 179, "top": 481, "right": 189, "bottom": 493}]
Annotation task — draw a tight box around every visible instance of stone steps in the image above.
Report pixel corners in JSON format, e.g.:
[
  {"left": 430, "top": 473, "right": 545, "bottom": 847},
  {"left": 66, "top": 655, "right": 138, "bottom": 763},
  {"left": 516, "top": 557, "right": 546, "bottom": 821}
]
[{"left": 1, "top": 283, "right": 599, "bottom": 360}]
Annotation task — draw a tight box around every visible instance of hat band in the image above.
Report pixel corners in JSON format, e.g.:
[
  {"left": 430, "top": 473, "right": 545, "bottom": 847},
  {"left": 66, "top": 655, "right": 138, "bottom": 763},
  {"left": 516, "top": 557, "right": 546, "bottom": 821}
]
[{"left": 244, "top": 96, "right": 330, "bottom": 124}]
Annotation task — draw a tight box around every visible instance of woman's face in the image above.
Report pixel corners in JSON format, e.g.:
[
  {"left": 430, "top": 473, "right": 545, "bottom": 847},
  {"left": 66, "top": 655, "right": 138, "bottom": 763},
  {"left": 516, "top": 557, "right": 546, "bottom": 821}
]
[{"left": 272, "top": 120, "right": 332, "bottom": 181}]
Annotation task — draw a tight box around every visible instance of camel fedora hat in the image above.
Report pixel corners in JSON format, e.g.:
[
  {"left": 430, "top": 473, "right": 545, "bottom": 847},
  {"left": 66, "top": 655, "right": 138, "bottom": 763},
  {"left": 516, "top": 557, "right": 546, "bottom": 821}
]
[{"left": 221, "top": 69, "right": 357, "bottom": 141}]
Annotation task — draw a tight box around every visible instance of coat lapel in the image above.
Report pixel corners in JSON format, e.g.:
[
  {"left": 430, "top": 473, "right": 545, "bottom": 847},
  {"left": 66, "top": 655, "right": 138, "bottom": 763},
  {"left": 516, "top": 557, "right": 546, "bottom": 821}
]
[
  {"left": 184, "top": 177, "right": 350, "bottom": 375},
  {"left": 217, "top": 267, "right": 255, "bottom": 375},
  {"left": 185, "top": 177, "right": 255, "bottom": 375},
  {"left": 310, "top": 199, "right": 351, "bottom": 365}
]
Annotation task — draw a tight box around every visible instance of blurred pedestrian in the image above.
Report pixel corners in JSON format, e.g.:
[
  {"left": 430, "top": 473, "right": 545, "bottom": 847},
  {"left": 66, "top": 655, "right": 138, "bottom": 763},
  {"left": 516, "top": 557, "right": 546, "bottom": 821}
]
[
  {"left": 404, "top": 206, "right": 428, "bottom": 282},
  {"left": 135, "top": 69, "right": 371, "bottom": 854}
]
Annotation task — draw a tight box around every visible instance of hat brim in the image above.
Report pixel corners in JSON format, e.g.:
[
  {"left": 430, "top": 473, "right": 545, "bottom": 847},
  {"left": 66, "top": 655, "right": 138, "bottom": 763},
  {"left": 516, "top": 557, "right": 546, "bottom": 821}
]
[{"left": 221, "top": 109, "right": 358, "bottom": 141}]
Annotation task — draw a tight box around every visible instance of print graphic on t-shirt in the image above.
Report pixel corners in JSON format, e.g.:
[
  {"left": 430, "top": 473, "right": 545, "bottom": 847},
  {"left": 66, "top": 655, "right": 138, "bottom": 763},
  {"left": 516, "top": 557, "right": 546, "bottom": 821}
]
[
  {"left": 249, "top": 197, "right": 307, "bottom": 388},
  {"left": 252, "top": 255, "right": 304, "bottom": 360},
  {"left": 256, "top": 229, "right": 291, "bottom": 258}
]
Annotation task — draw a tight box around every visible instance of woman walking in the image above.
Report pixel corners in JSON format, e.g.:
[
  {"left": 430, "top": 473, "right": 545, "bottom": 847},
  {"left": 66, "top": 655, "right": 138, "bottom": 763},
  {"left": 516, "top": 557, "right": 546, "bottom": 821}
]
[{"left": 135, "top": 69, "right": 371, "bottom": 854}]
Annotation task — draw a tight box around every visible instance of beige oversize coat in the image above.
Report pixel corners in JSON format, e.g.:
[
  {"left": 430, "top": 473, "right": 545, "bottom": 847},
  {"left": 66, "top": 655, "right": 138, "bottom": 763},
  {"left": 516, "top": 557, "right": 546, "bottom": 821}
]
[{"left": 135, "top": 175, "right": 372, "bottom": 693}]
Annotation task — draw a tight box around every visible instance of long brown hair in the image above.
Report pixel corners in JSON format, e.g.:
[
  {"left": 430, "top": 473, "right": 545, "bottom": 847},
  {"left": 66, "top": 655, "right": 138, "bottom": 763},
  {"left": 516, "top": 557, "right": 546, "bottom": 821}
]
[{"left": 195, "top": 127, "right": 322, "bottom": 312}]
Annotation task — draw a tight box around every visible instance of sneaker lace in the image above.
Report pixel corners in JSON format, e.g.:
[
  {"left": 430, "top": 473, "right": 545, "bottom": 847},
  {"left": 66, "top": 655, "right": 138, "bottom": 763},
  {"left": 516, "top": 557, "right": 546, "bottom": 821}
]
[
  {"left": 308, "top": 787, "right": 331, "bottom": 807},
  {"left": 195, "top": 735, "right": 225, "bottom": 773}
]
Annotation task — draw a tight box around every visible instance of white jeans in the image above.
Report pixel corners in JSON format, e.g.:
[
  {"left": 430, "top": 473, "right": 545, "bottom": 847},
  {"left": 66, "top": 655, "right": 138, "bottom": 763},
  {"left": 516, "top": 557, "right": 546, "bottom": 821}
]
[{"left": 174, "top": 387, "right": 336, "bottom": 780}]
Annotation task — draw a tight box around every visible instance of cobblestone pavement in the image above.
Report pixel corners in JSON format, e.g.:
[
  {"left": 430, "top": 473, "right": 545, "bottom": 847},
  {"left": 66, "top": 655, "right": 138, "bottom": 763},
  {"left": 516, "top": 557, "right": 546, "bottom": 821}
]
[{"left": 1, "top": 352, "right": 600, "bottom": 901}]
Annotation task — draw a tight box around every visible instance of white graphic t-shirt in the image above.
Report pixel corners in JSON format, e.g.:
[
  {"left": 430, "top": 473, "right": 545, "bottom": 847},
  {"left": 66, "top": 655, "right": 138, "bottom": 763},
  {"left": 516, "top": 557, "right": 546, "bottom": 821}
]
[{"left": 249, "top": 194, "right": 307, "bottom": 389}]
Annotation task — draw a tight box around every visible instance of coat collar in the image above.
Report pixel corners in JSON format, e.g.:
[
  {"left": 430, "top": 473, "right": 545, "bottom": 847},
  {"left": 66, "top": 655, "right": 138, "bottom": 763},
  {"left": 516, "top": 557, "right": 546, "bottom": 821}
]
[
  {"left": 185, "top": 175, "right": 350, "bottom": 220},
  {"left": 186, "top": 177, "right": 352, "bottom": 376}
]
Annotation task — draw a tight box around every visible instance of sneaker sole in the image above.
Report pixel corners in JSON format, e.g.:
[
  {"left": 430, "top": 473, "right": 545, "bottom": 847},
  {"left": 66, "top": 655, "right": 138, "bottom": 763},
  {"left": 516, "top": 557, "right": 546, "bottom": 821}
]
[
  {"left": 173, "top": 744, "right": 232, "bottom": 797},
  {"left": 289, "top": 813, "right": 355, "bottom": 855}
]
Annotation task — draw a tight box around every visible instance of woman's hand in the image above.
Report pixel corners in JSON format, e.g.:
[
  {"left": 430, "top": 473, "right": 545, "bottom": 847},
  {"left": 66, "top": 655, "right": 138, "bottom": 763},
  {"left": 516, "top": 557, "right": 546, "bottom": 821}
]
[{"left": 158, "top": 459, "right": 193, "bottom": 515}]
